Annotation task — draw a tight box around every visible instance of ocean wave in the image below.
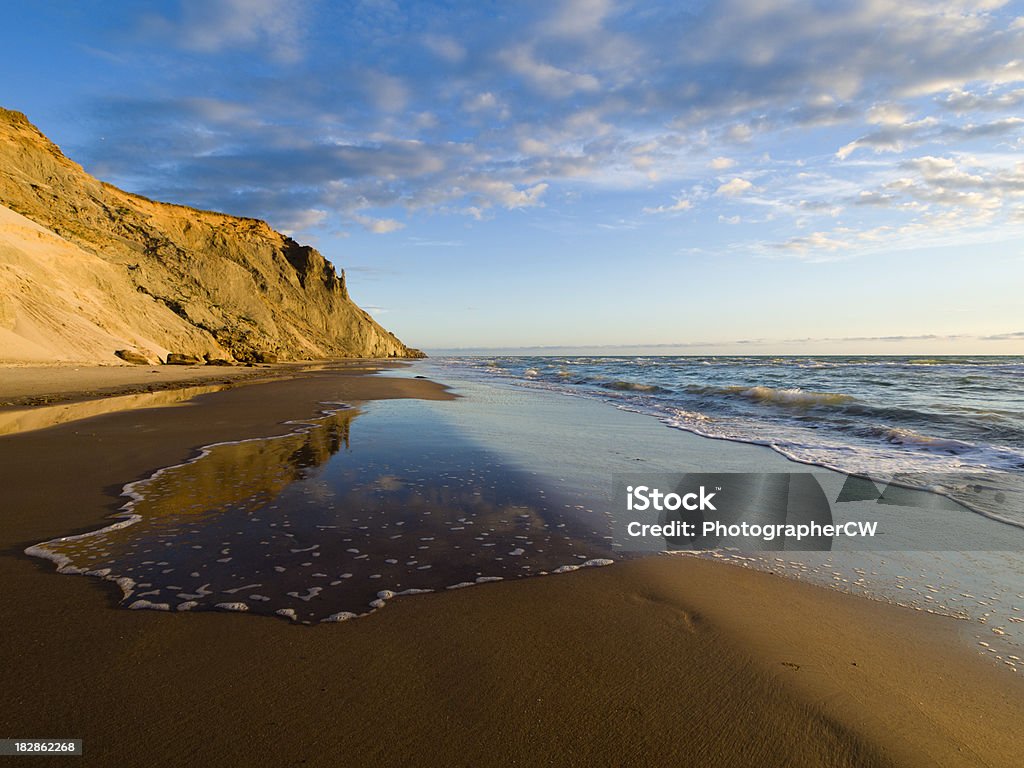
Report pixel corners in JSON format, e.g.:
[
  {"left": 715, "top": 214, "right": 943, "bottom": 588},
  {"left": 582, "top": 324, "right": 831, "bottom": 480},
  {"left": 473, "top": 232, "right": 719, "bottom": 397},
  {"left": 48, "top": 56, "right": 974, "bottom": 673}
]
[
  {"left": 867, "top": 426, "right": 977, "bottom": 454},
  {"left": 599, "top": 380, "right": 668, "bottom": 393},
  {"left": 739, "top": 386, "right": 856, "bottom": 407},
  {"left": 684, "top": 384, "right": 856, "bottom": 408}
]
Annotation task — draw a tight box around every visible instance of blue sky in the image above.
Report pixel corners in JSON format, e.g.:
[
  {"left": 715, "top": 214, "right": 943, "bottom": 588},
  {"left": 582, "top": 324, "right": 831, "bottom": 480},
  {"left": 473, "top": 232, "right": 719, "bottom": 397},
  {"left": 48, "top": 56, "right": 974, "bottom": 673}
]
[{"left": 2, "top": 0, "right": 1023, "bottom": 353}]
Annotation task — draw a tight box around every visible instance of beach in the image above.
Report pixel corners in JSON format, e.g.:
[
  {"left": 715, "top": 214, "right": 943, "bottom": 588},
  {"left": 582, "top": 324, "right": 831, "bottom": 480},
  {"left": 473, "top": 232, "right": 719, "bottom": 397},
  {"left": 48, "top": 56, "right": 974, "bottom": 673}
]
[
  {"left": 5, "top": 2, "right": 1023, "bottom": 764},
  {"left": 1, "top": 363, "right": 1023, "bottom": 767}
]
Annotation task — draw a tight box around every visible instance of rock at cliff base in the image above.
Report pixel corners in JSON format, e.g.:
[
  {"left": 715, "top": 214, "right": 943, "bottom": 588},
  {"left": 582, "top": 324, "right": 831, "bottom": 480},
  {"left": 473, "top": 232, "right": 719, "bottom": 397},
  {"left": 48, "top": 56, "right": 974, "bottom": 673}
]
[
  {"left": 165, "top": 353, "right": 203, "bottom": 366},
  {"left": 115, "top": 349, "right": 156, "bottom": 365}
]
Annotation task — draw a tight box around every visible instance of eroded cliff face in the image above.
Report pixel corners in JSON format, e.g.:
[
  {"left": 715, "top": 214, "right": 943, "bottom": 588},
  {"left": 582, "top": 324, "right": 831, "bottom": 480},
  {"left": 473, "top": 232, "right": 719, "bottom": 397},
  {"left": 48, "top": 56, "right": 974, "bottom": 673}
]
[{"left": 0, "top": 108, "right": 423, "bottom": 364}]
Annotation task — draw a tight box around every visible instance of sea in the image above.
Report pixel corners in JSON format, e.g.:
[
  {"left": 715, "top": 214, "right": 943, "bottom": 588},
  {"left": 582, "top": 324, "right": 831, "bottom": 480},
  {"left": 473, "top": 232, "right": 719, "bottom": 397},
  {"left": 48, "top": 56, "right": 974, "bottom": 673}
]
[{"left": 433, "top": 355, "right": 1024, "bottom": 525}]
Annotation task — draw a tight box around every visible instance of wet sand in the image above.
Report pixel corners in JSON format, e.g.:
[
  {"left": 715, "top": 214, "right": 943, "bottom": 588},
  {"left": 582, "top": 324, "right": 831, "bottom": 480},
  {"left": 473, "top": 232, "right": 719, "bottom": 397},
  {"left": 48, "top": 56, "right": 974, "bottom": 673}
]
[{"left": 1, "top": 368, "right": 1022, "bottom": 767}]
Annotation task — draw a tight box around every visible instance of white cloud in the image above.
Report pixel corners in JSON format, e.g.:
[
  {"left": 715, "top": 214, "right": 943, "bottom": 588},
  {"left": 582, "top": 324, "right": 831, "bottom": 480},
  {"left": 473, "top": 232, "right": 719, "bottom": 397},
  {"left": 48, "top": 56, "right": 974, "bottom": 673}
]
[
  {"left": 643, "top": 198, "right": 692, "bottom": 215},
  {"left": 278, "top": 208, "right": 328, "bottom": 235},
  {"left": 725, "top": 124, "right": 753, "bottom": 143},
  {"left": 352, "top": 214, "right": 405, "bottom": 234},
  {"left": 149, "top": 0, "right": 307, "bottom": 62},
  {"left": 854, "top": 191, "right": 898, "bottom": 207},
  {"left": 903, "top": 156, "right": 985, "bottom": 186},
  {"left": 716, "top": 178, "right": 754, "bottom": 196},
  {"left": 835, "top": 118, "right": 938, "bottom": 159},
  {"left": 866, "top": 102, "right": 911, "bottom": 126},
  {"left": 519, "top": 137, "right": 551, "bottom": 155},
  {"left": 422, "top": 34, "right": 465, "bottom": 63},
  {"left": 467, "top": 180, "right": 549, "bottom": 209},
  {"left": 464, "top": 92, "right": 500, "bottom": 113},
  {"left": 413, "top": 112, "right": 438, "bottom": 130},
  {"left": 708, "top": 156, "right": 735, "bottom": 170},
  {"left": 499, "top": 45, "right": 600, "bottom": 98},
  {"left": 547, "top": 0, "right": 614, "bottom": 38},
  {"left": 939, "top": 87, "right": 1024, "bottom": 113},
  {"left": 363, "top": 72, "right": 409, "bottom": 113},
  {"left": 772, "top": 231, "right": 852, "bottom": 256}
]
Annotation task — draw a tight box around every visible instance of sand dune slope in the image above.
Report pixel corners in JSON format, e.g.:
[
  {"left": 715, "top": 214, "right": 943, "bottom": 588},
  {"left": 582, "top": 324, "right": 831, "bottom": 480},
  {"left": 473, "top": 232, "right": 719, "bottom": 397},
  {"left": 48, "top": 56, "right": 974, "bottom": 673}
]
[{"left": 0, "top": 203, "right": 213, "bottom": 363}]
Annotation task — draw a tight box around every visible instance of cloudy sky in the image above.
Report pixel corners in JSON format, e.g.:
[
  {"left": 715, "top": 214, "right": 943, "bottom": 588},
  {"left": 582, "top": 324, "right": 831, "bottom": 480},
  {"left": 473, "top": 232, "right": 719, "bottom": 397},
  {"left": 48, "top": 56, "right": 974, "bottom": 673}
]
[{"left": 3, "top": 0, "right": 1023, "bottom": 353}]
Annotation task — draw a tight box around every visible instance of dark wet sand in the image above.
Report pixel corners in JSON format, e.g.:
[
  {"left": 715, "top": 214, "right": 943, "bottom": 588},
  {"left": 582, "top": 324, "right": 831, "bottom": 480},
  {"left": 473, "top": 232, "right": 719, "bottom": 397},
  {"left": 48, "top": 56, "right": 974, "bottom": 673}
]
[{"left": 1, "top": 368, "right": 1022, "bottom": 767}]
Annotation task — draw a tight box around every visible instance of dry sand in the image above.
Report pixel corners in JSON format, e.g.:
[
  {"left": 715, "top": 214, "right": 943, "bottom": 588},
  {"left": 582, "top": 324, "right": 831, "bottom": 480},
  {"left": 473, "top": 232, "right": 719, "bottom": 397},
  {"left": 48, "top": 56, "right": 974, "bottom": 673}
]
[
  {"left": 0, "top": 360, "right": 387, "bottom": 406},
  {"left": 1, "top": 367, "right": 1021, "bottom": 767}
]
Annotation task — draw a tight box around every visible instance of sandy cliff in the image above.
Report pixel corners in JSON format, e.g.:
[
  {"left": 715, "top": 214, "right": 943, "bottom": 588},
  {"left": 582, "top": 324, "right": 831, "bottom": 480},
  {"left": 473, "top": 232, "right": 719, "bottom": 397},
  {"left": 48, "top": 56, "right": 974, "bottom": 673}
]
[{"left": 0, "top": 108, "right": 422, "bottom": 364}]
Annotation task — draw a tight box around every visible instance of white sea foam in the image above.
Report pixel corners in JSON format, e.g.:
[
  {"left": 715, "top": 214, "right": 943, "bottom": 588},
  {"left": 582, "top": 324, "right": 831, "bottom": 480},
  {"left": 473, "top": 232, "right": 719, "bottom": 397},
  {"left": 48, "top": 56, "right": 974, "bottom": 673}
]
[
  {"left": 223, "top": 583, "right": 262, "bottom": 594},
  {"left": 129, "top": 600, "right": 170, "bottom": 611},
  {"left": 322, "top": 611, "right": 359, "bottom": 622},
  {"left": 286, "top": 587, "right": 323, "bottom": 602},
  {"left": 177, "top": 584, "right": 213, "bottom": 600},
  {"left": 215, "top": 602, "right": 249, "bottom": 612}
]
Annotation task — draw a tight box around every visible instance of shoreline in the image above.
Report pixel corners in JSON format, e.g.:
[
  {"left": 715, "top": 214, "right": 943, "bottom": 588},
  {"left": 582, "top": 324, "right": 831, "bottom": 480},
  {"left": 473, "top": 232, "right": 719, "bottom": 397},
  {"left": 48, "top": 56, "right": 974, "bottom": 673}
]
[{"left": 2, "top": 367, "right": 1022, "bottom": 766}]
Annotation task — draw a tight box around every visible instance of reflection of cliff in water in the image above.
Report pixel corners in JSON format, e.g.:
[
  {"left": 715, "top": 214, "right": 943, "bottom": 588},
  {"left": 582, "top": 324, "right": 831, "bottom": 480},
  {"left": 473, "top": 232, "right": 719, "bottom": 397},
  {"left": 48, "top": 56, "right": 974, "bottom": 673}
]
[
  {"left": 29, "top": 401, "right": 614, "bottom": 624},
  {"left": 129, "top": 406, "right": 355, "bottom": 524},
  {"left": 0, "top": 384, "right": 229, "bottom": 437}
]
